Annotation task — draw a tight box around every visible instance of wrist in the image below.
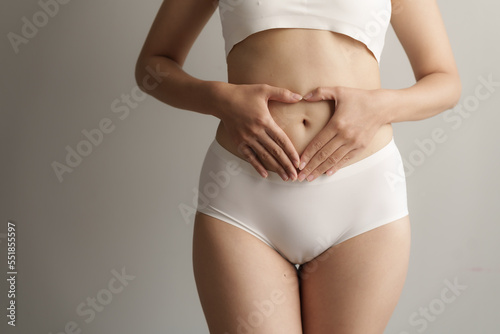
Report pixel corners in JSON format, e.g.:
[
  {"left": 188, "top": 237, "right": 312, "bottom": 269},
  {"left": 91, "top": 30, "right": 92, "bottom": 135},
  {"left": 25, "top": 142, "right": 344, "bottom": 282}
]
[
  {"left": 198, "top": 80, "right": 236, "bottom": 119},
  {"left": 374, "top": 88, "right": 398, "bottom": 124}
]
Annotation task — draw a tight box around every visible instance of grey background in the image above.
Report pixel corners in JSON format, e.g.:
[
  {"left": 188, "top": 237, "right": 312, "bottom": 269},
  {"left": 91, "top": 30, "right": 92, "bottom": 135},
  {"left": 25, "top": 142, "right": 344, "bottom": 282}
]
[{"left": 1, "top": 0, "right": 498, "bottom": 333}]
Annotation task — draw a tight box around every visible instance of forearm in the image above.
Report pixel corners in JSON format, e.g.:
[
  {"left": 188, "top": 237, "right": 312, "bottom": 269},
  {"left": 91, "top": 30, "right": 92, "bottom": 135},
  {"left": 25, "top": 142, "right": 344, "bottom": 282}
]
[
  {"left": 380, "top": 71, "right": 462, "bottom": 123},
  {"left": 134, "top": 55, "right": 229, "bottom": 119}
]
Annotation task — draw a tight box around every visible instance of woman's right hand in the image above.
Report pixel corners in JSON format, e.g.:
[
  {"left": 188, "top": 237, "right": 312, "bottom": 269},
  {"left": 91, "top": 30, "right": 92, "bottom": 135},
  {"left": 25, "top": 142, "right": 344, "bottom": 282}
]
[{"left": 212, "top": 82, "right": 303, "bottom": 181}]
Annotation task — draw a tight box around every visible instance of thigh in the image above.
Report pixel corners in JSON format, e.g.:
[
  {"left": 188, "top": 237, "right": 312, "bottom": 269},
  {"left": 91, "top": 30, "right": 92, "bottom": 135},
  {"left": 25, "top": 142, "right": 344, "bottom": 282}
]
[
  {"left": 192, "top": 211, "right": 303, "bottom": 334},
  {"left": 299, "top": 215, "right": 411, "bottom": 334}
]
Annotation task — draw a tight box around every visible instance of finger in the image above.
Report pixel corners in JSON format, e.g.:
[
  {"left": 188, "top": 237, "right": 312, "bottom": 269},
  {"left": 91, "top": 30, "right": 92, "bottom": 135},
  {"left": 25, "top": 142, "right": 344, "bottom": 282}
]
[
  {"left": 236, "top": 142, "right": 269, "bottom": 178},
  {"left": 298, "top": 122, "right": 337, "bottom": 171},
  {"left": 258, "top": 133, "right": 298, "bottom": 181},
  {"left": 250, "top": 140, "right": 293, "bottom": 181},
  {"left": 303, "top": 87, "right": 338, "bottom": 102},
  {"left": 297, "top": 138, "right": 343, "bottom": 182},
  {"left": 265, "top": 122, "right": 301, "bottom": 170},
  {"left": 309, "top": 145, "right": 354, "bottom": 181},
  {"left": 325, "top": 149, "right": 358, "bottom": 176},
  {"left": 265, "top": 85, "right": 303, "bottom": 103}
]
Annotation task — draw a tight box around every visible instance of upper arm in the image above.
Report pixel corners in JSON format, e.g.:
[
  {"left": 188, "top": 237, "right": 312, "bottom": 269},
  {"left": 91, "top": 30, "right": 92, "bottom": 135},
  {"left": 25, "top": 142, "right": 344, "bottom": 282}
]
[
  {"left": 136, "top": 0, "right": 218, "bottom": 67},
  {"left": 390, "top": 0, "right": 459, "bottom": 81}
]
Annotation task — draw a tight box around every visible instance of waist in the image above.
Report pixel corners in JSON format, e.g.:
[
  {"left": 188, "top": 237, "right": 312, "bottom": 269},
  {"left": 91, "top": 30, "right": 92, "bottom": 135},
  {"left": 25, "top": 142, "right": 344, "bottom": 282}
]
[
  {"left": 215, "top": 28, "right": 392, "bottom": 170},
  {"left": 226, "top": 29, "right": 381, "bottom": 91}
]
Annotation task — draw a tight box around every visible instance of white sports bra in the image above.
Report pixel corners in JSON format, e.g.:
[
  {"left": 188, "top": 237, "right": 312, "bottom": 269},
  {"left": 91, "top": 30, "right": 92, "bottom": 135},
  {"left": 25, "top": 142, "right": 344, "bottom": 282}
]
[{"left": 218, "top": 0, "right": 392, "bottom": 63}]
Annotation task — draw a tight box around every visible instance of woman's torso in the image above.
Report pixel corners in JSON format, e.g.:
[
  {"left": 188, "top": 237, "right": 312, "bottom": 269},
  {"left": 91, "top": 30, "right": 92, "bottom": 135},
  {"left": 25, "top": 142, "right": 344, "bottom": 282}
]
[{"left": 215, "top": 28, "right": 393, "bottom": 171}]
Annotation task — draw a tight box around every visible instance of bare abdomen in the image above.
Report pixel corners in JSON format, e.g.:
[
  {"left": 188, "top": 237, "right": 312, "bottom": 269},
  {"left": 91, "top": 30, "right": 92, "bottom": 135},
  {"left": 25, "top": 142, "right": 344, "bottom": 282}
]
[{"left": 215, "top": 28, "right": 393, "bottom": 167}]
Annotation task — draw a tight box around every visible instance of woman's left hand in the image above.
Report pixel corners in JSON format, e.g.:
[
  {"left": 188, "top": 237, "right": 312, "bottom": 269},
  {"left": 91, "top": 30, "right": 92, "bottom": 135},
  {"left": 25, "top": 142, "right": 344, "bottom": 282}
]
[{"left": 297, "top": 86, "right": 389, "bottom": 182}]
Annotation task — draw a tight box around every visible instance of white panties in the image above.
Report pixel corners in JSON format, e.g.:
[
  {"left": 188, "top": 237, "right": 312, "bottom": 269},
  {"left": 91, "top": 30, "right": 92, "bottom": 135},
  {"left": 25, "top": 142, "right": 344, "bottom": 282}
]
[{"left": 196, "top": 137, "right": 409, "bottom": 265}]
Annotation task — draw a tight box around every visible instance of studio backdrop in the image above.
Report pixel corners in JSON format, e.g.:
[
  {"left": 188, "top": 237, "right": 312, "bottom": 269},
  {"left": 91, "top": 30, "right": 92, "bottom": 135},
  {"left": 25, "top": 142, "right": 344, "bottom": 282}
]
[{"left": 1, "top": 0, "right": 499, "bottom": 333}]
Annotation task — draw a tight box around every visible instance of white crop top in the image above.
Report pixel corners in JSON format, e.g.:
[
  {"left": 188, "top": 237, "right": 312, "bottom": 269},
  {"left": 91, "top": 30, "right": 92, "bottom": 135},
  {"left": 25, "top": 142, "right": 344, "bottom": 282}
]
[{"left": 218, "top": 0, "right": 392, "bottom": 63}]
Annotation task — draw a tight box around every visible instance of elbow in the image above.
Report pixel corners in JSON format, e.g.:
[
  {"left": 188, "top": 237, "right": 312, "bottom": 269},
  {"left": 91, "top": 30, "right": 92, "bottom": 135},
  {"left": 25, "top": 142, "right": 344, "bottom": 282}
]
[
  {"left": 447, "top": 73, "right": 462, "bottom": 109},
  {"left": 135, "top": 56, "right": 161, "bottom": 94},
  {"left": 134, "top": 55, "right": 172, "bottom": 95},
  {"left": 436, "top": 69, "right": 461, "bottom": 110},
  {"left": 134, "top": 57, "right": 149, "bottom": 93}
]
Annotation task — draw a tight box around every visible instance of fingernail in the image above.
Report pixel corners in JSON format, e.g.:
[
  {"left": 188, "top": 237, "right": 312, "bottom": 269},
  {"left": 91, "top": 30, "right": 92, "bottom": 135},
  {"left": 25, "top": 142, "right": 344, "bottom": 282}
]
[
  {"left": 261, "top": 171, "right": 268, "bottom": 178},
  {"left": 292, "top": 93, "right": 303, "bottom": 100},
  {"left": 303, "top": 92, "right": 313, "bottom": 100},
  {"left": 299, "top": 161, "right": 306, "bottom": 170},
  {"left": 298, "top": 173, "right": 306, "bottom": 182},
  {"left": 327, "top": 170, "right": 334, "bottom": 176},
  {"left": 289, "top": 173, "right": 297, "bottom": 181},
  {"left": 294, "top": 160, "right": 300, "bottom": 169},
  {"left": 281, "top": 172, "right": 289, "bottom": 181},
  {"left": 307, "top": 175, "right": 315, "bottom": 182}
]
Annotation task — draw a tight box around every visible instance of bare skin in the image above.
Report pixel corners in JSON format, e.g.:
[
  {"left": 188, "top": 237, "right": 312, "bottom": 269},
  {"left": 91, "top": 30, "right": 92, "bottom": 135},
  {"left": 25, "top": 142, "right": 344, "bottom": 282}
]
[
  {"left": 193, "top": 212, "right": 410, "bottom": 334},
  {"left": 192, "top": 212, "right": 303, "bottom": 334},
  {"left": 216, "top": 28, "right": 394, "bottom": 181},
  {"left": 135, "top": 0, "right": 460, "bottom": 333},
  {"left": 298, "top": 216, "right": 411, "bottom": 333}
]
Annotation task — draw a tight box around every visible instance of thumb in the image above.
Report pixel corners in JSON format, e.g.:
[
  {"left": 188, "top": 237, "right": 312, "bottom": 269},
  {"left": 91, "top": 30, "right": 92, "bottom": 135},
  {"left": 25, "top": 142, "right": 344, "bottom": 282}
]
[
  {"left": 303, "top": 87, "right": 338, "bottom": 102},
  {"left": 266, "top": 86, "right": 303, "bottom": 103}
]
